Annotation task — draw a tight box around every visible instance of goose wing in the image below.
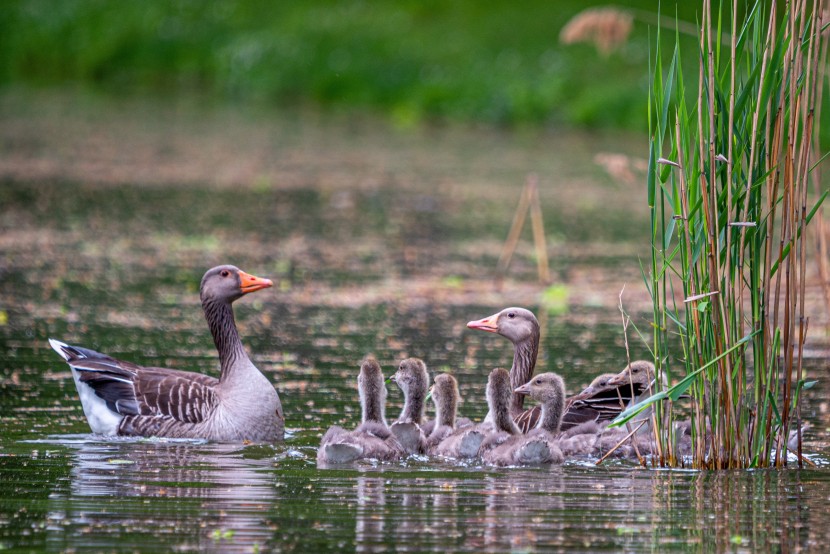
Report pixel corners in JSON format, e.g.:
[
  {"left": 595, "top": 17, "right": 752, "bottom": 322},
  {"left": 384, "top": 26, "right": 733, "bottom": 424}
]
[{"left": 50, "top": 339, "right": 218, "bottom": 423}]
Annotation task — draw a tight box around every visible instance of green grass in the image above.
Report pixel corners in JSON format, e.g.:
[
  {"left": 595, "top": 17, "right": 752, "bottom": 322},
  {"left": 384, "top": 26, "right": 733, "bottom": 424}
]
[{"left": 0, "top": 0, "right": 702, "bottom": 130}]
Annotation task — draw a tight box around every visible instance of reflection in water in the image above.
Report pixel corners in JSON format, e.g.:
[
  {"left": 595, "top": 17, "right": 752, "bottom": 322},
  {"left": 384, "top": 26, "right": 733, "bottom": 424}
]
[
  {"left": 311, "top": 463, "right": 830, "bottom": 552},
  {"left": 44, "top": 438, "right": 279, "bottom": 553},
  {"left": 355, "top": 477, "right": 385, "bottom": 553}
]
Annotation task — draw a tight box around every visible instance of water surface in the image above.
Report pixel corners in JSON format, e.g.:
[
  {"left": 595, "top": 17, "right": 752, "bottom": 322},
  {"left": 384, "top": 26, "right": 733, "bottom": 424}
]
[{"left": 1, "top": 93, "right": 829, "bottom": 552}]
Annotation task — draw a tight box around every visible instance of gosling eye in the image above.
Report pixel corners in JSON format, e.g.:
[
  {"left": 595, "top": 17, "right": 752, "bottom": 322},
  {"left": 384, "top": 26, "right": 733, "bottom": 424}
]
[
  {"left": 535, "top": 378, "right": 542, "bottom": 385},
  {"left": 220, "top": 269, "right": 231, "bottom": 278}
]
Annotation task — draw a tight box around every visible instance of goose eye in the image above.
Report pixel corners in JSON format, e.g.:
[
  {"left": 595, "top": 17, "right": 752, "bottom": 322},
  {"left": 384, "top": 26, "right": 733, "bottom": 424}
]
[
  {"left": 507, "top": 312, "right": 516, "bottom": 319},
  {"left": 220, "top": 269, "right": 230, "bottom": 278}
]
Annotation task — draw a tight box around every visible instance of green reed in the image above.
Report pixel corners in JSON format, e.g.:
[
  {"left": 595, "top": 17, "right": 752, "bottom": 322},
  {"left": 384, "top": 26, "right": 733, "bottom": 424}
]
[{"left": 615, "top": 0, "right": 827, "bottom": 468}]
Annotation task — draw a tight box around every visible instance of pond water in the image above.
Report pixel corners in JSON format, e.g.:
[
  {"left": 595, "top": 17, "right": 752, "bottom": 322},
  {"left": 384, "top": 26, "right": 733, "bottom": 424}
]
[{"left": 1, "top": 93, "right": 829, "bottom": 552}]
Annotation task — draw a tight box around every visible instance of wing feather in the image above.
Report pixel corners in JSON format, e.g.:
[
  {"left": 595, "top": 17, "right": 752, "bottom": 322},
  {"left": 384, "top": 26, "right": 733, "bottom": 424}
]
[{"left": 52, "top": 340, "right": 218, "bottom": 424}]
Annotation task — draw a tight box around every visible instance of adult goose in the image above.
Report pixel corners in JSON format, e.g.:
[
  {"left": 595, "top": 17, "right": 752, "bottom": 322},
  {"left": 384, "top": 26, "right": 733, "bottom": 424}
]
[
  {"left": 389, "top": 357, "right": 430, "bottom": 454},
  {"left": 426, "top": 373, "right": 483, "bottom": 458},
  {"left": 317, "top": 357, "right": 405, "bottom": 464},
  {"left": 467, "top": 307, "right": 628, "bottom": 431},
  {"left": 480, "top": 368, "right": 557, "bottom": 465},
  {"left": 565, "top": 367, "right": 655, "bottom": 424},
  {"left": 49, "top": 265, "right": 283, "bottom": 442}
]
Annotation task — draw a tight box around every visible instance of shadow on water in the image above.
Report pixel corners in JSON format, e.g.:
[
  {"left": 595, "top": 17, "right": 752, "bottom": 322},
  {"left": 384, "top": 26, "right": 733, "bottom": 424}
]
[{"left": 2, "top": 95, "right": 830, "bottom": 551}]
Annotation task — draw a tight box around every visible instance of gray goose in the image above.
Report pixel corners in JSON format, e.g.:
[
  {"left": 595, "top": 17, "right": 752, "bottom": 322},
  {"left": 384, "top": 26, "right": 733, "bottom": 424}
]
[
  {"left": 317, "top": 357, "right": 406, "bottom": 464},
  {"left": 480, "top": 369, "right": 564, "bottom": 466},
  {"left": 467, "top": 307, "right": 631, "bottom": 431},
  {"left": 49, "top": 265, "right": 283, "bottom": 442},
  {"left": 426, "top": 373, "right": 482, "bottom": 458},
  {"left": 389, "top": 357, "right": 430, "bottom": 454}
]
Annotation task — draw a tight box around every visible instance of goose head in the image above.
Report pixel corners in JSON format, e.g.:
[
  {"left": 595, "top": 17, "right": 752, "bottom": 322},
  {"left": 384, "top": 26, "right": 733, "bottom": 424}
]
[
  {"left": 467, "top": 307, "right": 539, "bottom": 345},
  {"left": 200, "top": 265, "right": 273, "bottom": 304}
]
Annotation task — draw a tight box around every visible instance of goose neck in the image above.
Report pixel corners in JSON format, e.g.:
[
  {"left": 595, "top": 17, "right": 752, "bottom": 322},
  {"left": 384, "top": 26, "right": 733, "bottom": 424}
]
[
  {"left": 510, "top": 334, "right": 538, "bottom": 415},
  {"left": 203, "top": 297, "right": 249, "bottom": 383}
]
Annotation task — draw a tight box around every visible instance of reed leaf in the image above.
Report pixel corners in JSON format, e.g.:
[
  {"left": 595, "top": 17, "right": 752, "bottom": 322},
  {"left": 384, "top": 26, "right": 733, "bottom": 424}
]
[{"left": 643, "top": 0, "right": 826, "bottom": 468}]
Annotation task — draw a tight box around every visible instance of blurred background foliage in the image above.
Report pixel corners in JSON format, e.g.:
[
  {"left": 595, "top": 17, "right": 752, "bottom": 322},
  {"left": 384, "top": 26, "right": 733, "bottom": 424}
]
[{"left": 0, "top": 0, "right": 702, "bottom": 131}]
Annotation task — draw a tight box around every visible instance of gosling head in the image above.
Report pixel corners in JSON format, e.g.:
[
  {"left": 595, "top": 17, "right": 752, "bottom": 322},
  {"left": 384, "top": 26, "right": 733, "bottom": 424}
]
[
  {"left": 607, "top": 360, "right": 657, "bottom": 387},
  {"left": 570, "top": 372, "right": 620, "bottom": 400},
  {"left": 515, "top": 373, "right": 566, "bottom": 405},
  {"left": 515, "top": 372, "right": 566, "bottom": 434},
  {"left": 390, "top": 357, "right": 430, "bottom": 398}
]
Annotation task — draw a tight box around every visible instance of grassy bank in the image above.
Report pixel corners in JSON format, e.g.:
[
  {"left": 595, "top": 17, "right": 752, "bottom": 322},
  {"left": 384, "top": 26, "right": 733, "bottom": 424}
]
[{"left": 0, "top": 1, "right": 702, "bottom": 130}]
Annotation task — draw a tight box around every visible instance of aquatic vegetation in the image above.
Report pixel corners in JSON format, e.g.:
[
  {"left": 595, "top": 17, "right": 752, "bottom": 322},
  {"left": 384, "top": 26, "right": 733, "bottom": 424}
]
[{"left": 618, "top": 0, "right": 828, "bottom": 469}]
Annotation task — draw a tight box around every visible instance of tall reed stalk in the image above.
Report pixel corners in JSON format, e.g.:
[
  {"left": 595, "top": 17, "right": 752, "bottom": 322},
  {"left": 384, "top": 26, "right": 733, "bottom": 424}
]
[{"left": 617, "top": 0, "right": 827, "bottom": 469}]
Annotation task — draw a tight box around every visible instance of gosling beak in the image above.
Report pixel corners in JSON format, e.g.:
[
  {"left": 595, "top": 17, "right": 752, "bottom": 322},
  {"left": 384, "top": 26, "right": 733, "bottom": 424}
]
[
  {"left": 238, "top": 270, "right": 274, "bottom": 294},
  {"left": 514, "top": 383, "right": 532, "bottom": 395},
  {"left": 606, "top": 373, "right": 627, "bottom": 387},
  {"left": 467, "top": 313, "right": 499, "bottom": 333},
  {"left": 569, "top": 386, "right": 595, "bottom": 401}
]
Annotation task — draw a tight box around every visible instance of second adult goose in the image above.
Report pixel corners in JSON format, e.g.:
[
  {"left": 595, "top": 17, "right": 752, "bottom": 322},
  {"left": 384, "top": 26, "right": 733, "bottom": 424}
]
[
  {"left": 467, "top": 307, "right": 631, "bottom": 431},
  {"left": 49, "top": 265, "right": 283, "bottom": 442},
  {"left": 318, "top": 358, "right": 405, "bottom": 464}
]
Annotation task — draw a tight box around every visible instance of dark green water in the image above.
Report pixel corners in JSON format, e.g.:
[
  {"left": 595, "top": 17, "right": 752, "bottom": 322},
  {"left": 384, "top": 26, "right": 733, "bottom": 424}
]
[{"left": 1, "top": 134, "right": 829, "bottom": 551}]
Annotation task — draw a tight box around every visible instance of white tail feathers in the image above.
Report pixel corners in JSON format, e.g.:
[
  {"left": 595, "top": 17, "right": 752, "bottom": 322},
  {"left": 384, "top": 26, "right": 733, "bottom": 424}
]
[{"left": 48, "top": 338, "right": 71, "bottom": 361}]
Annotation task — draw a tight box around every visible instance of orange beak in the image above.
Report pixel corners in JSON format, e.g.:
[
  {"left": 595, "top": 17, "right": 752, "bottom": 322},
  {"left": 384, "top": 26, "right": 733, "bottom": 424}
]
[
  {"left": 467, "top": 313, "right": 500, "bottom": 333},
  {"left": 238, "top": 270, "right": 274, "bottom": 294}
]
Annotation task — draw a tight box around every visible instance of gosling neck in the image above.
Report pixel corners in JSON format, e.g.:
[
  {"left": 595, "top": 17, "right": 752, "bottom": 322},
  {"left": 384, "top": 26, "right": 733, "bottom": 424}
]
[
  {"left": 399, "top": 384, "right": 426, "bottom": 424},
  {"left": 538, "top": 395, "right": 564, "bottom": 433},
  {"left": 361, "top": 380, "right": 387, "bottom": 426},
  {"left": 434, "top": 392, "right": 456, "bottom": 428}
]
